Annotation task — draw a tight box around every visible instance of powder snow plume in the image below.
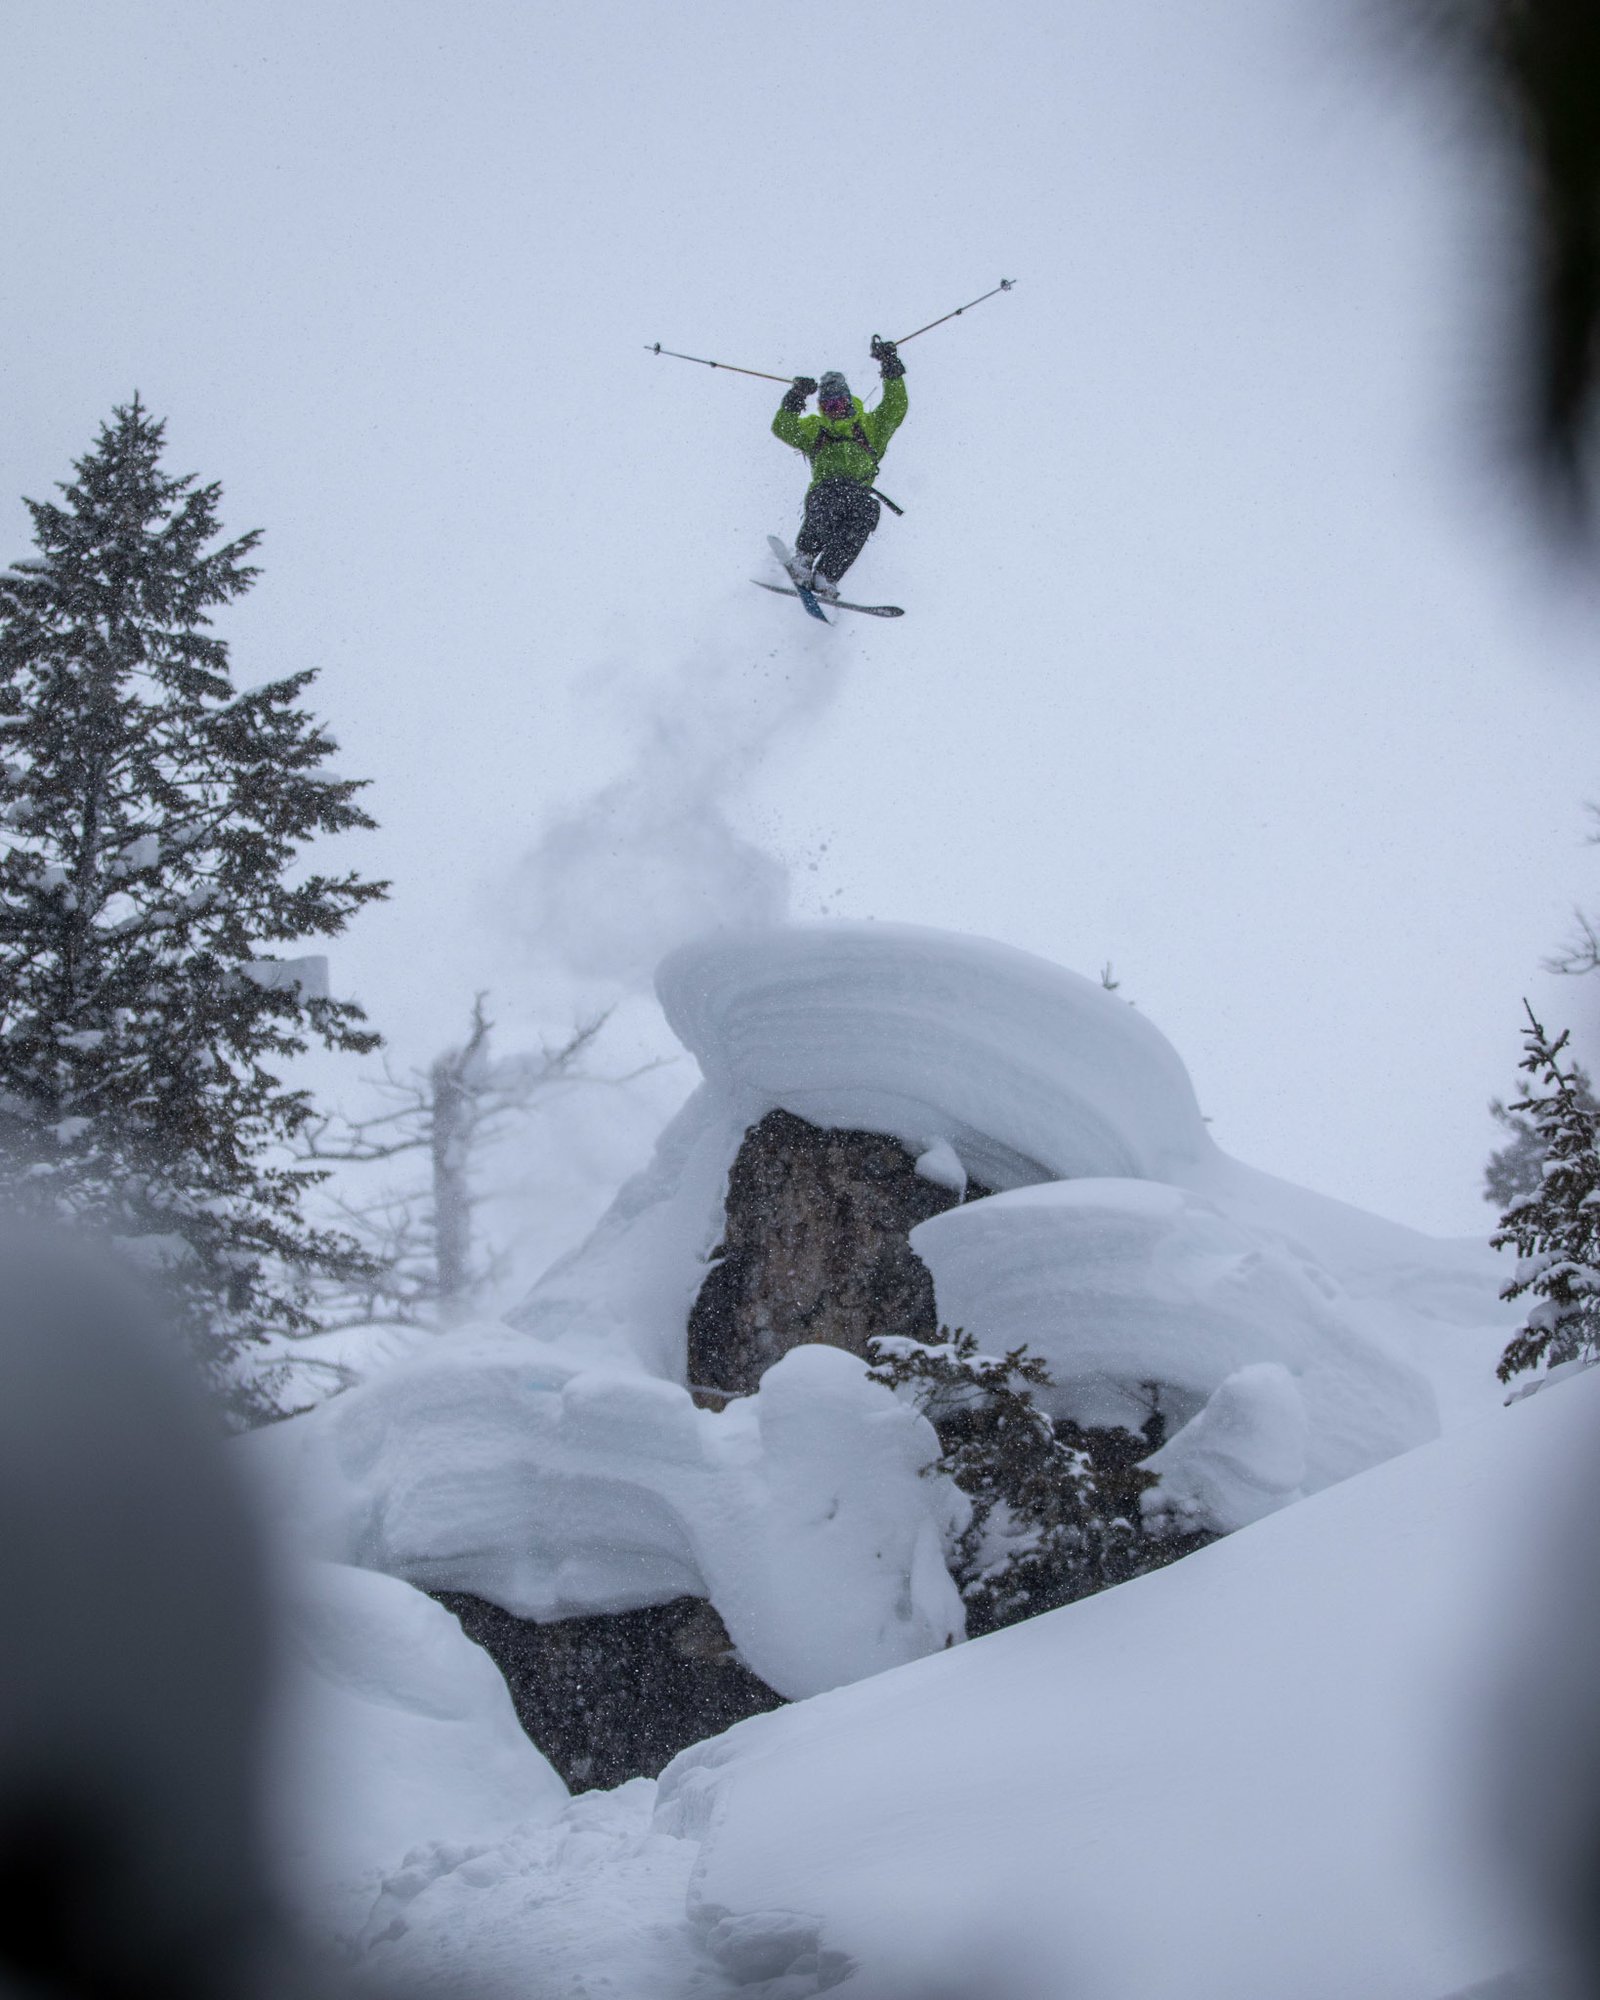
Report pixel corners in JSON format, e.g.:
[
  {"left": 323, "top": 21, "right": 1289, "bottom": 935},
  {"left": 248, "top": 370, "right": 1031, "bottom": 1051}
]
[{"left": 515, "top": 642, "right": 835, "bottom": 987}]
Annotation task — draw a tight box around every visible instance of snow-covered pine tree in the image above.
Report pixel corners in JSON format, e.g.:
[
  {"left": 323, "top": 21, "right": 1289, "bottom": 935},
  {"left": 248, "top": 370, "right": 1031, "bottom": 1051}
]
[
  {"left": 0, "top": 399, "right": 388, "bottom": 1420},
  {"left": 1485, "top": 1061, "right": 1597, "bottom": 1209},
  {"left": 1492, "top": 1003, "right": 1600, "bottom": 1384},
  {"left": 868, "top": 1328, "right": 1153, "bottom": 1636}
]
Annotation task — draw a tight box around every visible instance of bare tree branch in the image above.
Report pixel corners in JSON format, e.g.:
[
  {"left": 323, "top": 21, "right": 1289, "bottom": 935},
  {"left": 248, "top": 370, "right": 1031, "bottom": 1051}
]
[{"left": 293, "top": 994, "right": 662, "bottom": 1345}]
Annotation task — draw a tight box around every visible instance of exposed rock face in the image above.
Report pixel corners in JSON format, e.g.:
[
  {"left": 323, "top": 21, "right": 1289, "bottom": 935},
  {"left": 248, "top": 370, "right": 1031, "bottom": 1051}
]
[
  {"left": 434, "top": 1593, "right": 785, "bottom": 1793},
  {"left": 688, "top": 1109, "right": 986, "bottom": 1398}
]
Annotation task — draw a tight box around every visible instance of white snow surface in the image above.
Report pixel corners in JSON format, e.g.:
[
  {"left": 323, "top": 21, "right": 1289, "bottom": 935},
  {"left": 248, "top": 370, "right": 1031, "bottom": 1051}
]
[
  {"left": 313, "top": 1368, "right": 1600, "bottom": 2000},
  {"left": 912, "top": 1135, "right": 966, "bottom": 1194},
  {"left": 252, "top": 1341, "right": 964, "bottom": 1702}
]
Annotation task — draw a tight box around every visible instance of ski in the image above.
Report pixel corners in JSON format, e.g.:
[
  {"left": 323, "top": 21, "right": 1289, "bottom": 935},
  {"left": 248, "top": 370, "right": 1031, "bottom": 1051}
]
[
  {"left": 761, "top": 534, "right": 904, "bottom": 619},
  {"left": 752, "top": 579, "right": 905, "bottom": 619}
]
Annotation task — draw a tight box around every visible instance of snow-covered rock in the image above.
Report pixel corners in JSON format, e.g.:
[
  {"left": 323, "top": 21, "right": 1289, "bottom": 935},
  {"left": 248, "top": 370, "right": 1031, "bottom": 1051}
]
[
  {"left": 515, "top": 922, "right": 1508, "bottom": 1428},
  {"left": 506, "top": 1080, "right": 749, "bottom": 1376},
  {"left": 258, "top": 918, "right": 1510, "bottom": 1747},
  {"left": 252, "top": 1342, "right": 965, "bottom": 1702}
]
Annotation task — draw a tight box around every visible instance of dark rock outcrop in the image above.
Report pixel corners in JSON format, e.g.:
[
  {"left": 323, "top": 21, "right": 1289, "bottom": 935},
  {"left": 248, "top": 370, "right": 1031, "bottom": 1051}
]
[
  {"left": 433, "top": 1592, "right": 784, "bottom": 1792},
  {"left": 688, "top": 1109, "right": 986, "bottom": 1398}
]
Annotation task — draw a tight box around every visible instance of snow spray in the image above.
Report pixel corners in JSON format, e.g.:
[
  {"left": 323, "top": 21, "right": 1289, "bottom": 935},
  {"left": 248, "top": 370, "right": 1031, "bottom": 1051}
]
[{"left": 514, "top": 643, "right": 838, "bottom": 987}]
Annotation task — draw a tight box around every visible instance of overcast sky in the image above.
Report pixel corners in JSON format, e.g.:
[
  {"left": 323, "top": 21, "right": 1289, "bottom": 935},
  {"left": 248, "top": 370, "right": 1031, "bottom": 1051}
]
[{"left": 6, "top": 0, "right": 1600, "bottom": 1245}]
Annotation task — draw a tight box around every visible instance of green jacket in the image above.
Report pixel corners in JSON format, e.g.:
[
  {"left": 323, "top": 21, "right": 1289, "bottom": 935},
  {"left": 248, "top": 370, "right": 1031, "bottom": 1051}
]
[{"left": 771, "top": 376, "right": 908, "bottom": 487}]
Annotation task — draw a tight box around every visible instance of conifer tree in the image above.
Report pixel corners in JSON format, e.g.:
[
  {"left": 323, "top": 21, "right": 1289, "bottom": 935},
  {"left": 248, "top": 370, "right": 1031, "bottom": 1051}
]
[
  {"left": 1493, "top": 1003, "right": 1600, "bottom": 1384},
  {"left": 1485, "top": 1060, "right": 1598, "bottom": 1209},
  {"left": 0, "top": 399, "right": 388, "bottom": 1418},
  {"left": 869, "top": 1328, "right": 1154, "bottom": 1636}
]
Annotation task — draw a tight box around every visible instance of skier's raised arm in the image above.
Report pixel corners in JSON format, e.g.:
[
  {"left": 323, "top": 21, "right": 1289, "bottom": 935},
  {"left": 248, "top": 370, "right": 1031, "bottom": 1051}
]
[
  {"left": 863, "top": 338, "right": 907, "bottom": 454},
  {"left": 773, "top": 375, "right": 819, "bottom": 450}
]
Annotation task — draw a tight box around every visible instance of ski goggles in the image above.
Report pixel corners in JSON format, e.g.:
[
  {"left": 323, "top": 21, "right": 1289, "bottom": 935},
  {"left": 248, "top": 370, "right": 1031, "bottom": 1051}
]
[{"left": 819, "top": 393, "right": 852, "bottom": 418}]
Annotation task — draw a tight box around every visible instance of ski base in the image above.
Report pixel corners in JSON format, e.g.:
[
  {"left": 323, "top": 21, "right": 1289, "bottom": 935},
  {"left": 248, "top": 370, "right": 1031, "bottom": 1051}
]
[{"left": 753, "top": 578, "right": 905, "bottom": 619}]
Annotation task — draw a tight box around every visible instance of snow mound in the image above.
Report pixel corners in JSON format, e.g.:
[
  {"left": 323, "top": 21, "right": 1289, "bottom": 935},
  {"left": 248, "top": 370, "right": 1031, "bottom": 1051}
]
[
  {"left": 253, "top": 1343, "right": 965, "bottom": 1702},
  {"left": 912, "top": 1177, "right": 1439, "bottom": 1491},
  {"left": 1143, "top": 1361, "right": 1309, "bottom": 1531},
  {"left": 656, "top": 921, "right": 1212, "bottom": 1188},
  {"left": 271, "top": 1562, "right": 566, "bottom": 1892},
  {"left": 322, "top": 1779, "right": 705, "bottom": 1993}
]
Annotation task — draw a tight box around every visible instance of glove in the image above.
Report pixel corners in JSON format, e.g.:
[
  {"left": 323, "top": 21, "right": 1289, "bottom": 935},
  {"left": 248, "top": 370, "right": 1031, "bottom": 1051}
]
[
  {"left": 870, "top": 336, "right": 905, "bottom": 381},
  {"left": 782, "top": 376, "right": 817, "bottom": 412}
]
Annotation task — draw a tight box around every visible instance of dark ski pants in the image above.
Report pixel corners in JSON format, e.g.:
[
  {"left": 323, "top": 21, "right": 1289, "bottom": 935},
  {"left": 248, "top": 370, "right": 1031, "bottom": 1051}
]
[{"left": 796, "top": 476, "right": 881, "bottom": 582}]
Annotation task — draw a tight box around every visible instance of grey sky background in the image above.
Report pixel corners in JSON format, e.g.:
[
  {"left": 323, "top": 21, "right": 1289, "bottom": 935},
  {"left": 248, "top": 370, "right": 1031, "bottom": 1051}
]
[{"left": 5, "top": 0, "right": 1600, "bottom": 1244}]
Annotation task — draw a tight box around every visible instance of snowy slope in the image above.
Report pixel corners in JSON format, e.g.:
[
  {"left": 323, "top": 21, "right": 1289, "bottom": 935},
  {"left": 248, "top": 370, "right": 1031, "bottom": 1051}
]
[
  {"left": 331, "top": 1374, "right": 1599, "bottom": 2000},
  {"left": 656, "top": 1375, "right": 1579, "bottom": 2000}
]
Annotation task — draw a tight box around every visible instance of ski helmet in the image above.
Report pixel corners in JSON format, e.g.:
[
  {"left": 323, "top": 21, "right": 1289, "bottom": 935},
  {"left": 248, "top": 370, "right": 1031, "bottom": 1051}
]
[{"left": 818, "top": 371, "right": 851, "bottom": 414}]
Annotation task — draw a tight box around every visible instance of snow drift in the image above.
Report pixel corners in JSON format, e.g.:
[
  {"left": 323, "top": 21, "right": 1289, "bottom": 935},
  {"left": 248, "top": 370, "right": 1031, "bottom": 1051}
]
[
  {"left": 270, "top": 1561, "right": 567, "bottom": 1891},
  {"left": 642, "top": 1376, "right": 1592, "bottom": 2000},
  {"left": 910, "top": 1176, "right": 1439, "bottom": 1490}
]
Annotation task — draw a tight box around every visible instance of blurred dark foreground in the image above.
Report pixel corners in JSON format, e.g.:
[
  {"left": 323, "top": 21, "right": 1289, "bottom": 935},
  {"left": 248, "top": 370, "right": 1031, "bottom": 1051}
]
[{"left": 0, "top": 1228, "right": 316, "bottom": 2000}]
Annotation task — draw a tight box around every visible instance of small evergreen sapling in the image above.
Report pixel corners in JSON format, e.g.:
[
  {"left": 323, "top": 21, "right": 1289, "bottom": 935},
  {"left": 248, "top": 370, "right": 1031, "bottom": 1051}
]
[
  {"left": 1492, "top": 1003, "right": 1600, "bottom": 1383},
  {"left": 0, "top": 400, "right": 388, "bottom": 1418},
  {"left": 868, "top": 1328, "right": 1154, "bottom": 1636}
]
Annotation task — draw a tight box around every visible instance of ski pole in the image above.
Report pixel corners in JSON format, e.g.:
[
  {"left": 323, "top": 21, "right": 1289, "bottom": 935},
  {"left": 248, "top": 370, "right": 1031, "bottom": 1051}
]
[
  {"left": 892, "top": 278, "right": 1016, "bottom": 348},
  {"left": 644, "top": 343, "right": 794, "bottom": 385}
]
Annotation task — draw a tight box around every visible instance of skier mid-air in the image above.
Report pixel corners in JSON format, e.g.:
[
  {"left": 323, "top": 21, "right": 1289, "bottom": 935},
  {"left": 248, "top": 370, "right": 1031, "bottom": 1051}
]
[
  {"left": 769, "top": 335, "right": 907, "bottom": 606},
  {"left": 646, "top": 279, "right": 1013, "bottom": 621}
]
